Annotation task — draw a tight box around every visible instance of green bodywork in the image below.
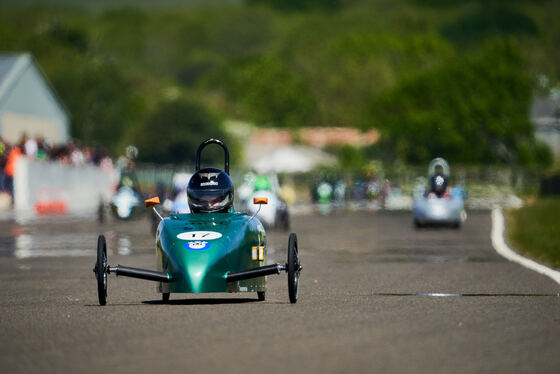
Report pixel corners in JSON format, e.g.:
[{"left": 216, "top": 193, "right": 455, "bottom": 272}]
[{"left": 156, "top": 212, "right": 267, "bottom": 294}]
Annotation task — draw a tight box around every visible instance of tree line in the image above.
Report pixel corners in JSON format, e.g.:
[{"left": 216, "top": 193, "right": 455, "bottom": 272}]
[{"left": 0, "top": 0, "right": 558, "bottom": 166}]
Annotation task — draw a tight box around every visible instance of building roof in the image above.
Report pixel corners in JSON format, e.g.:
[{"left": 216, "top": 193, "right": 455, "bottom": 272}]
[
  {"left": 0, "top": 53, "right": 31, "bottom": 104},
  {"left": 245, "top": 145, "right": 336, "bottom": 173},
  {"left": 0, "top": 54, "right": 21, "bottom": 84},
  {"left": 250, "top": 127, "right": 380, "bottom": 148},
  {"left": 531, "top": 96, "right": 560, "bottom": 130},
  {"left": 531, "top": 96, "right": 560, "bottom": 118},
  {"left": 245, "top": 127, "right": 378, "bottom": 173},
  {"left": 0, "top": 52, "right": 69, "bottom": 118}
]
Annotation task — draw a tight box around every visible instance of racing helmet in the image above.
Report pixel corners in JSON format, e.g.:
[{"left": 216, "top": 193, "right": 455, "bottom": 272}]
[
  {"left": 430, "top": 173, "right": 448, "bottom": 196},
  {"left": 187, "top": 167, "right": 234, "bottom": 213}
]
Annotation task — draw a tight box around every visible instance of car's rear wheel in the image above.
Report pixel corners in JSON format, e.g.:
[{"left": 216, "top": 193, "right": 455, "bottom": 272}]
[
  {"left": 257, "top": 291, "right": 265, "bottom": 301},
  {"left": 287, "top": 233, "right": 301, "bottom": 304},
  {"left": 94, "top": 235, "right": 108, "bottom": 306},
  {"left": 162, "top": 292, "right": 170, "bottom": 303}
]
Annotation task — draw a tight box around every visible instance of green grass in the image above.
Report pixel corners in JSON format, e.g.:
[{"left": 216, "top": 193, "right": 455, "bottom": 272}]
[{"left": 507, "top": 198, "right": 560, "bottom": 269}]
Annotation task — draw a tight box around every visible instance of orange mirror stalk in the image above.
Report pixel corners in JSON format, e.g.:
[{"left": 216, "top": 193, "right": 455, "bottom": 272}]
[
  {"left": 145, "top": 196, "right": 161, "bottom": 207},
  {"left": 253, "top": 197, "right": 268, "bottom": 205}
]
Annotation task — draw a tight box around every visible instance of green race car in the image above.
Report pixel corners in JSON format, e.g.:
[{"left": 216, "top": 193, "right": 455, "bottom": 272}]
[{"left": 93, "top": 139, "right": 301, "bottom": 305}]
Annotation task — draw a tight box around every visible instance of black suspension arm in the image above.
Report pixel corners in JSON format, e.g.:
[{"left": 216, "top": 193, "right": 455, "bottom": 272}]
[
  {"left": 226, "top": 264, "right": 286, "bottom": 283},
  {"left": 108, "top": 265, "right": 172, "bottom": 283}
]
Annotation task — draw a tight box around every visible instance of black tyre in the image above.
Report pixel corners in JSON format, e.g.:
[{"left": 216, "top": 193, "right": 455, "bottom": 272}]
[
  {"left": 287, "top": 233, "right": 301, "bottom": 304},
  {"left": 94, "top": 235, "right": 108, "bottom": 306},
  {"left": 162, "top": 292, "right": 170, "bottom": 303},
  {"left": 257, "top": 291, "right": 266, "bottom": 301}
]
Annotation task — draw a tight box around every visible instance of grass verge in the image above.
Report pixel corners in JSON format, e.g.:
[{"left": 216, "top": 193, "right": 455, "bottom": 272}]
[{"left": 506, "top": 197, "right": 560, "bottom": 269}]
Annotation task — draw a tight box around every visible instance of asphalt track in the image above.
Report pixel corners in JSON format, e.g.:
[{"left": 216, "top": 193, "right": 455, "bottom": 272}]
[{"left": 0, "top": 210, "right": 559, "bottom": 373}]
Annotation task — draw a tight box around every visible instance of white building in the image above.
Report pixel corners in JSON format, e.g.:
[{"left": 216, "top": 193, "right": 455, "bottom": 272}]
[
  {"left": 0, "top": 53, "right": 69, "bottom": 145},
  {"left": 531, "top": 96, "right": 560, "bottom": 160}
]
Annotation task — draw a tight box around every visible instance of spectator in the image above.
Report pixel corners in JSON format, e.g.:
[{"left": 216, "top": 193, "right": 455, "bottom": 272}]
[
  {"left": 5, "top": 135, "right": 116, "bottom": 177},
  {"left": 35, "top": 137, "right": 49, "bottom": 161},
  {"left": 0, "top": 139, "right": 7, "bottom": 191},
  {"left": 24, "top": 136, "right": 38, "bottom": 158},
  {"left": 4, "top": 141, "right": 22, "bottom": 200}
]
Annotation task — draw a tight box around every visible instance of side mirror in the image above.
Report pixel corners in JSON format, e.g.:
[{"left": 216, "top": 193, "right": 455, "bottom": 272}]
[
  {"left": 253, "top": 197, "right": 268, "bottom": 205},
  {"left": 145, "top": 196, "right": 161, "bottom": 207}
]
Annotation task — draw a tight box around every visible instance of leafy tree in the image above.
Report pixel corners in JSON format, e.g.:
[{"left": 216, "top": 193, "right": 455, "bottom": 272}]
[
  {"left": 440, "top": 6, "right": 538, "bottom": 48},
  {"left": 219, "top": 56, "right": 317, "bottom": 127},
  {"left": 327, "top": 144, "right": 369, "bottom": 173},
  {"left": 51, "top": 59, "right": 143, "bottom": 154},
  {"left": 46, "top": 20, "right": 89, "bottom": 52},
  {"left": 2, "top": 1, "right": 560, "bottom": 168},
  {"left": 364, "top": 39, "right": 551, "bottom": 166},
  {"left": 247, "top": 0, "right": 341, "bottom": 11},
  {"left": 133, "top": 97, "right": 233, "bottom": 165},
  {"left": 298, "top": 32, "right": 454, "bottom": 126}
]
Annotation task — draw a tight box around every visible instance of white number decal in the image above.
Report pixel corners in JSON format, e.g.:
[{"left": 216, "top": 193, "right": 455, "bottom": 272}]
[{"left": 177, "top": 231, "right": 222, "bottom": 240}]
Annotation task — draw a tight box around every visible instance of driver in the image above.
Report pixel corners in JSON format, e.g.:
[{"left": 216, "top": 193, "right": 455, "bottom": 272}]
[
  {"left": 429, "top": 166, "right": 448, "bottom": 197},
  {"left": 187, "top": 167, "right": 234, "bottom": 213}
]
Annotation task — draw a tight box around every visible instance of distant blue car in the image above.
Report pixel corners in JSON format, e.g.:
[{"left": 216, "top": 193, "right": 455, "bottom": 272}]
[{"left": 413, "top": 158, "right": 466, "bottom": 228}]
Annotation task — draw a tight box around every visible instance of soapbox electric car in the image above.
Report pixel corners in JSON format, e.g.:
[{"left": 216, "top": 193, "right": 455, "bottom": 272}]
[
  {"left": 238, "top": 173, "right": 290, "bottom": 231},
  {"left": 108, "top": 185, "right": 143, "bottom": 220},
  {"left": 412, "top": 157, "right": 465, "bottom": 228},
  {"left": 93, "top": 139, "right": 302, "bottom": 305},
  {"left": 246, "top": 189, "right": 290, "bottom": 231}
]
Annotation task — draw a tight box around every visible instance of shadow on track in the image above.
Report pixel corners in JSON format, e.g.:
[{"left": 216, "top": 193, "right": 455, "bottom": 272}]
[
  {"left": 143, "top": 297, "right": 259, "bottom": 305},
  {"left": 83, "top": 297, "right": 261, "bottom": 307}
]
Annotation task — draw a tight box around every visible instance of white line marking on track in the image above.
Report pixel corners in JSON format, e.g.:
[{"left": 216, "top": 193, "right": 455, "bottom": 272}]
[{"left": 491, "top": 207, "right": 560, "bottom": 286}]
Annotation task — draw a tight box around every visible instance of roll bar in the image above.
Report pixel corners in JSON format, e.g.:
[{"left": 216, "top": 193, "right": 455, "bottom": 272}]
[
  {"left": 428, "top": 157, "right": 450, "bottom": 177},
  {"left": 195, "top": 138, "right": 230, "bottom": 175}
]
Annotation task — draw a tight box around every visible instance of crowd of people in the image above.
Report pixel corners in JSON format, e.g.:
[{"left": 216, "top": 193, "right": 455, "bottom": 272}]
[{"left": 0, "top": 135, "right": 114, "bottom": 202}]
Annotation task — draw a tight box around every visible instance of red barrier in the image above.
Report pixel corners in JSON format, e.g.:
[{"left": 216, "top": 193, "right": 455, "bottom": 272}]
[{"left": 35, "top": 200, "right": 68, "bottom": 215}]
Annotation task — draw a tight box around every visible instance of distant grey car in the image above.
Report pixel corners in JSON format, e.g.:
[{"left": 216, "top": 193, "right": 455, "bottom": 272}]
[{"left": 413, "top": 158, "right": 465, "bottom": 228}]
